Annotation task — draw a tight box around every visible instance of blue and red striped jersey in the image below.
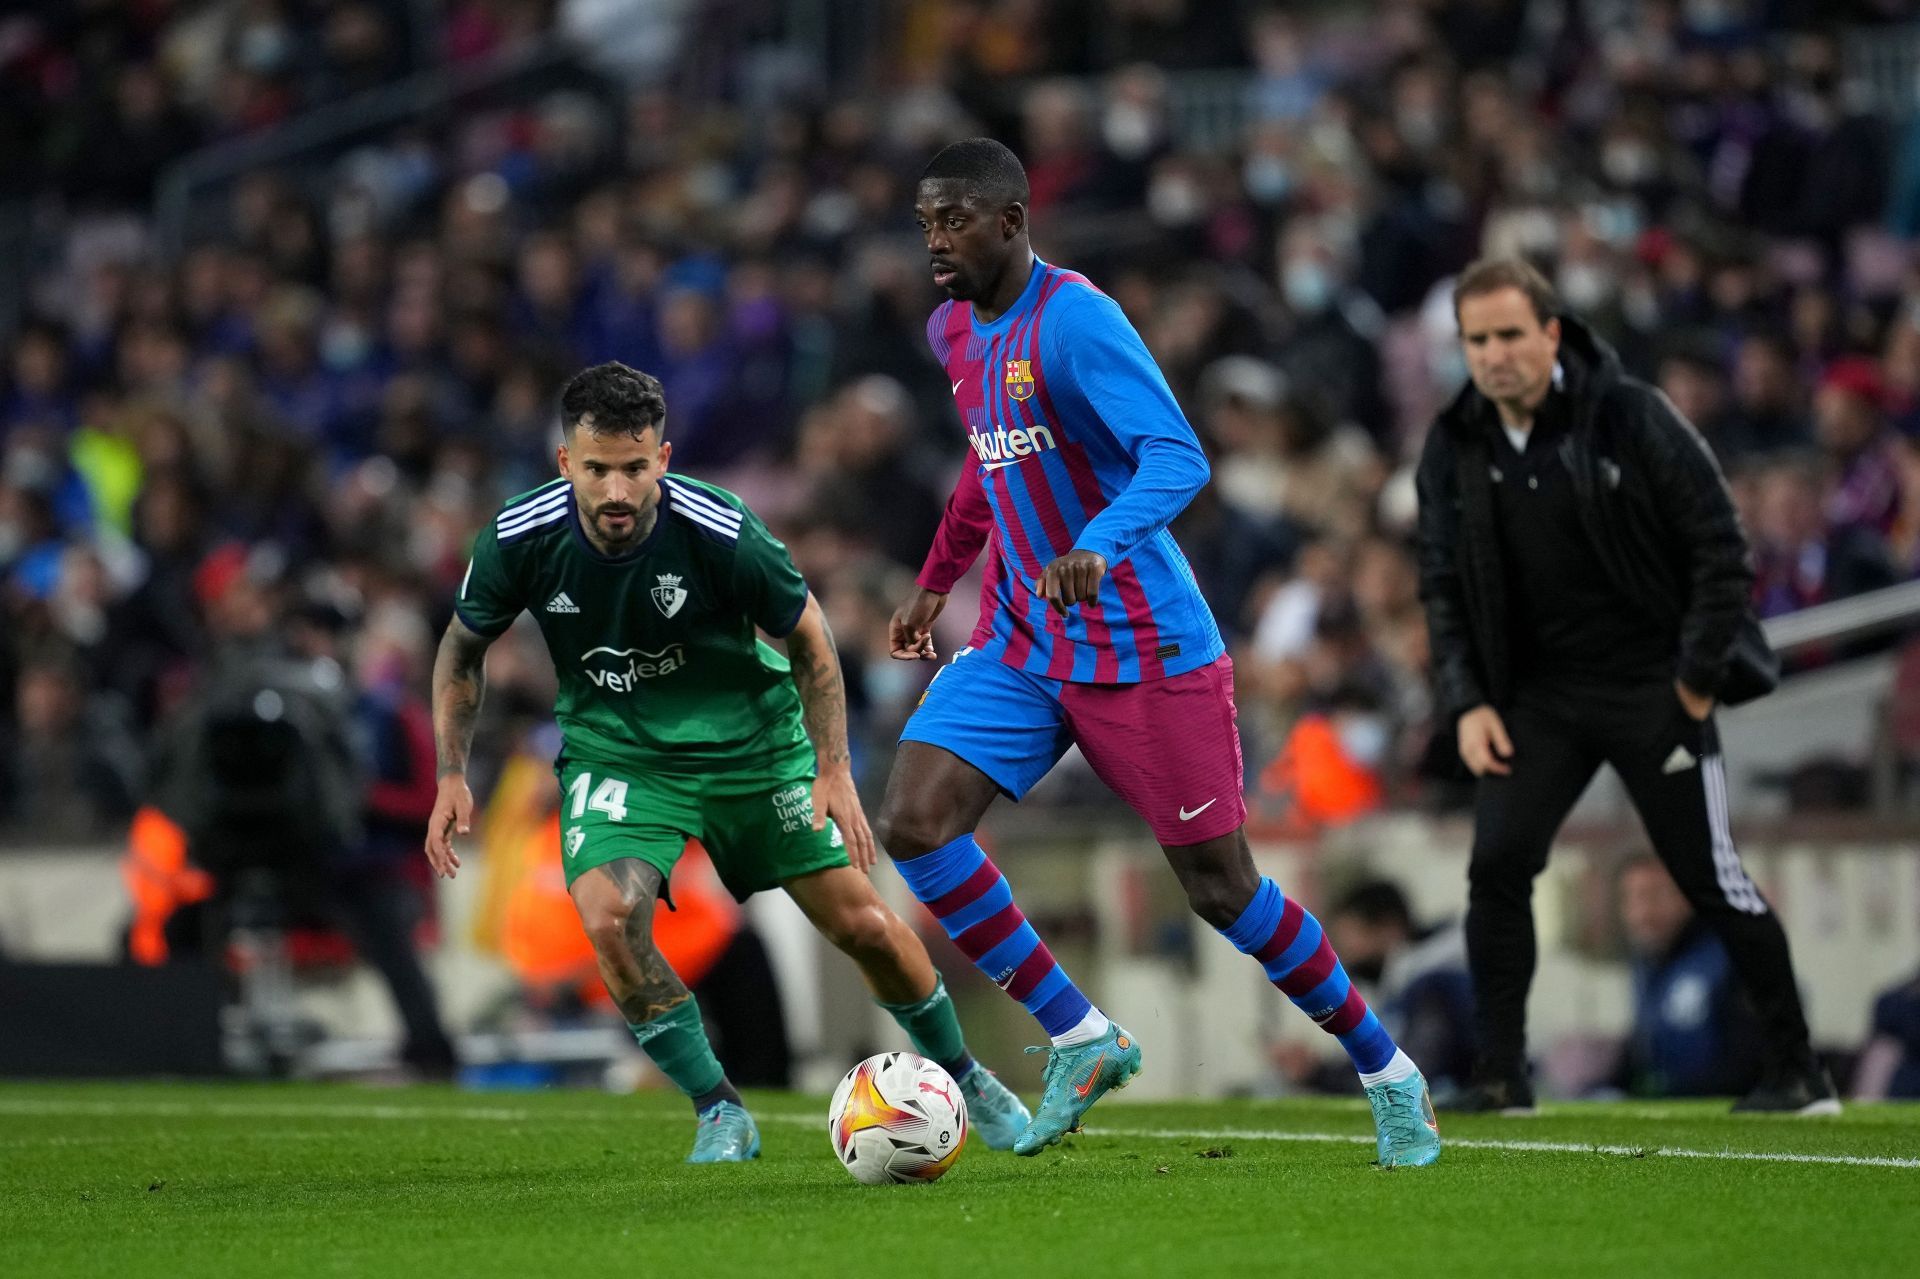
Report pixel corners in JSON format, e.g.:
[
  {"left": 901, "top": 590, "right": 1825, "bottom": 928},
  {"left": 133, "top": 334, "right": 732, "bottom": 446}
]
[{"left": 916, "top": 257, "right": 1224, "bottom": 683}]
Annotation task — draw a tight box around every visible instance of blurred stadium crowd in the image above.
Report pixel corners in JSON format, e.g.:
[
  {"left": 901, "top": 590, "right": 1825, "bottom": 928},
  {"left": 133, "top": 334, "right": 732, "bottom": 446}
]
[{"left": 6, "top": 0, "right": 1920, "bottom": 851}]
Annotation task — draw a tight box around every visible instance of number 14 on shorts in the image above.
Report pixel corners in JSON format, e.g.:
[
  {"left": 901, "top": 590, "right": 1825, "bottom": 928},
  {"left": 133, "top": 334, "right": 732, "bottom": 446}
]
[{"left": 568, "top": 771, "right": 630, "bottom": 828}]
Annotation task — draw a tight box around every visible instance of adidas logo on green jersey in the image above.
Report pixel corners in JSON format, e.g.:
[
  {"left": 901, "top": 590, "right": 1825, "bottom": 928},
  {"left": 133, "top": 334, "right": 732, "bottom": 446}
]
[{"left": 547, "top": 591, "right": 580, "bottom": 614}]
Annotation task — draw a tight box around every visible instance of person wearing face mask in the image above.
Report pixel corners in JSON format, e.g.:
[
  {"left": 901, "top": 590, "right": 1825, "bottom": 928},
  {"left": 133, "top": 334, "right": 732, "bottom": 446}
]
[
  {"left": 1275, "top": 222, "right": 1389, "bottom": 443},
  {"left": 1415, "top": 257, "right": 1832, "bottom": 1116},
  {"left": 1326, "top": 880, "right": 1475, "bottom": 1098},
  {"left": 1099, "top": 64, "right": 1168, "bottom": 208},
  {"left": 1258, "top": 681, "right": 1389, "bottom": 837}
]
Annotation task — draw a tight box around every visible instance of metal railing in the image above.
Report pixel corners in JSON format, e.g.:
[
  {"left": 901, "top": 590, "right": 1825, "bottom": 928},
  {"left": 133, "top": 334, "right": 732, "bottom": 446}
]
[
  {"left": 1762, "top": 579, "right": 1920, "bottom": 656},
  {"left": 1726, "top": 579, "right": 1920, "bottom": 820}
]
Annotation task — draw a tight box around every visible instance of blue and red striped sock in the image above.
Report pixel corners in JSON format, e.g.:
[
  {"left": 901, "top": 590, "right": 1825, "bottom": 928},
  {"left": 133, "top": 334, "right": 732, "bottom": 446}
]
[
  {"left": 1222, "top": 877, "right": 1397, "bottom": 1075},
  {"left": 892, "top": 834, "right": 1099, "bottom": 1042}
]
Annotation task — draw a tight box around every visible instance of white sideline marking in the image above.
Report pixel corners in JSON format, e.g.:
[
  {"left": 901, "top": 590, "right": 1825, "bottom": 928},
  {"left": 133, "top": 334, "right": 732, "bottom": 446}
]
[
  {"left": 1, "top": 1099, "right": 1913, "bottom": 1170},
  {"left": 0, "top": 1129, "right": 342, "bottom": 1149},
  {"left": 1074, "top": 1124, "right": 1920, "bottom": 1170},
  {"left": 0, "top": 1099, "right": 541, "bottom": 1123},
  {"left": 759, "top": 1116, "right": 1920, "bottom": 1171}
]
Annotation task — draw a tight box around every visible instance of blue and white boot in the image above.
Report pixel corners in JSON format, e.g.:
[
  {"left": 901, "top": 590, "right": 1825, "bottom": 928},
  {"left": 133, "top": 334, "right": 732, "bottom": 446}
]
[
  {"left": 1366, "top": 1070, "right": 1442, "bottom": 1168},
  {"left": 957, "top": 1063, "right": 1031, "bottom": 1151},
  {"left": 686, "top": 1101, "right": 762, "bottom": 1163},
  {"left": 1013, "top": 1023, "right": 1143, "bottom": 1156}
]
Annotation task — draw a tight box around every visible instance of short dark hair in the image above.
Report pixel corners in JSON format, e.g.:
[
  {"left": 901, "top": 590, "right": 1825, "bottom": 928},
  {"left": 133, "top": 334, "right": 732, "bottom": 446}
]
[
  {"left": 1331, "top": 879, "right": 1414, "bottom": 931},
  {"left": 1453, "top": 257, "right": 1559, "bottom": 325},
  {"left": 920, "top": 137, "right": 1031, "bottom": 207},
  {"left": 559, "top": 362, "right": 668, "bottom": 440}
]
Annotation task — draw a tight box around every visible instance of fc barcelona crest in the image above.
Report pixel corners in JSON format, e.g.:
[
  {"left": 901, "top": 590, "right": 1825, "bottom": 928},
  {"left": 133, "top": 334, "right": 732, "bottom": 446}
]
[
  {"left": 652, "top": 572, "right": 687, "bottom": 618},
  {"left": 1004, "top": 359, "right": 1035, "bottom": 401}
]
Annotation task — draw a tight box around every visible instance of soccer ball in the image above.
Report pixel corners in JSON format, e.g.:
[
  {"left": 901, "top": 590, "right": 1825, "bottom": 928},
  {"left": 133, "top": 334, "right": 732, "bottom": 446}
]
[{"left": 827, "top": 1052, "right": 967, "bottom": 1185}]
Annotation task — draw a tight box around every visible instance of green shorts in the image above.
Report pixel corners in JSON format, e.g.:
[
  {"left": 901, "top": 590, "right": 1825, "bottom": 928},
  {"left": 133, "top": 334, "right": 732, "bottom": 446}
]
[{"left": 555, "top": 756, "right": 848, "bottom": 899}]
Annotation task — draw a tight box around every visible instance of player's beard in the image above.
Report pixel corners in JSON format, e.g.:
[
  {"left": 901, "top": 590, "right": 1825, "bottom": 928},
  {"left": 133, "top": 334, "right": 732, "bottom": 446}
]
[{"left": 593, "top": 500, "right": 645, "bottom": 547}]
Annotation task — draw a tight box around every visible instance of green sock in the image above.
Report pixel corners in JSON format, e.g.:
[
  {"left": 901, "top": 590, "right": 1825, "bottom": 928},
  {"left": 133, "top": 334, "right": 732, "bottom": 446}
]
[
  {"left": 878, "top": 977, "right": 975, "bottom": 1082},
  {"left": 629, "top": 1000, "right": 728, "bottom": 1105}
]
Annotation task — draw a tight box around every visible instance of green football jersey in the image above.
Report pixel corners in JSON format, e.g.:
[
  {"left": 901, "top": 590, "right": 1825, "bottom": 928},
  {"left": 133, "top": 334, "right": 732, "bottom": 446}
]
[{"left": 455, "top": 473, "right": 814, "bottom": 775}]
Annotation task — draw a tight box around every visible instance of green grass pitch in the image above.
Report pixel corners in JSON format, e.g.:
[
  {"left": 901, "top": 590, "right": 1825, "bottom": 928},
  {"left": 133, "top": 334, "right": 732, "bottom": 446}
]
[{"left": 3, "top": 1082, "right": 1917, "bottom": 1277}]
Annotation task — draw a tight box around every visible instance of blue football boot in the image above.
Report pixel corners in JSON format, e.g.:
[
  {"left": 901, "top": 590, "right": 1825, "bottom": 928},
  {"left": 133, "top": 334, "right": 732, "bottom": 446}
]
[
  {"left": 957, "top": 1063, "right": 1031, "bottom": 1151},
  {"left": 686, "top": 1101, "right": 761, "bottom": 1163},
  {"left": 1012, "top": 1022, "right": 1143, "bottom": 1156},
  {"left": 1366, "top": 1070, "right": 1442, "bottom": 1168}
]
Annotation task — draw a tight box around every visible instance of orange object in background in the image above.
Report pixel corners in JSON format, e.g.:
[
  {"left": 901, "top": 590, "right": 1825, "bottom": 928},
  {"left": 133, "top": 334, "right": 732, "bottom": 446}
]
[
  {"left": 499, "top": 813, "right": 742, "bottom": 1009},
  {"left": 468, "top": 749, "right": 561, "bottom": 954},
  {"left": 1257, "top": 713, "right": 1383, "bottom": 836},
  {"left": 123, "top": 806, "right": 215, "bottom": 965}
]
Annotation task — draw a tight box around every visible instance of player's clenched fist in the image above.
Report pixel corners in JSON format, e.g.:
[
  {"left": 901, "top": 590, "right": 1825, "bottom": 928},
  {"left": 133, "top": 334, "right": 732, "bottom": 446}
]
[
  {"left": 424, "top": 773, "right": 474, "bottom": 878},
  {"left": 889, "top": 586, "right": 947, "bottom": 660},
  {"left": 1038, "top": 549, "right": 1107, "bottom": 615}
]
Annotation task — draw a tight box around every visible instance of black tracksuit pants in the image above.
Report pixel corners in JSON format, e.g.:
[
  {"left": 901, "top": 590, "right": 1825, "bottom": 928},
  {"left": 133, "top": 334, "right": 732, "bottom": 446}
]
[{"left": 1467, "top": 676, "right": 1813, "bottom": 1078}]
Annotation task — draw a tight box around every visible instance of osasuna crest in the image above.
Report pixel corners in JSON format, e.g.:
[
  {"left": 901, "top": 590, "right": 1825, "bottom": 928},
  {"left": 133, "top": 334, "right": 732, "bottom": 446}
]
[
  {"left": 652, "top": 572, "right": 687, "bottom": 618},
  {"left": 1004, "top": 359, "right": 1035, "bottom": 401}
]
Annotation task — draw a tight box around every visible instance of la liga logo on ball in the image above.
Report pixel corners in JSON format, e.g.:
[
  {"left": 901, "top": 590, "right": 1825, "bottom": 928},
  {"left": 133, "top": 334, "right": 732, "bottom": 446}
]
[{"left": 827, "top": 1052, "right": 967, "bottom": 1185}]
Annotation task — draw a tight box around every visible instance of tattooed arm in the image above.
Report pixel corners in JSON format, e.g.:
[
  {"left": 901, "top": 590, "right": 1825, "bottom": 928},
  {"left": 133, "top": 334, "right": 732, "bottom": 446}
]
[
  {"left": 786, "top": 592, "right": 852, "bottom": 770},
  {"left": 783, "top": 593, "right": 877, "bottom": 871},
  {"left": 423, "top": 614, "right": 497, "bottom": 878}
]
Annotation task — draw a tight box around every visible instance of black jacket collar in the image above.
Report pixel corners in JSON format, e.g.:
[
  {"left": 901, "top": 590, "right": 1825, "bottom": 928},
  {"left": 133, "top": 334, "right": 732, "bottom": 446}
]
[{"left": 1439, "top": 313, "right": 1624, "bottom": 440}]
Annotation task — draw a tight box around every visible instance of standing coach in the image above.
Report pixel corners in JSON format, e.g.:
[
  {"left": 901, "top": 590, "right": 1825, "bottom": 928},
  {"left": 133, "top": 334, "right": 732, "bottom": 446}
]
[{"left": 1415, "top": 258, "right": 1837, "bottom": 1115}]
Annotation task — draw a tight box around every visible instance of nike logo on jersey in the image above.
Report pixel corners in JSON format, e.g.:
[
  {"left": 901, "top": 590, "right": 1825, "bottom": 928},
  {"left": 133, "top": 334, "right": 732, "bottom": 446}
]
[
  {"left": 952, "top": 379, "right": 964, "bottom": 394},
  {"left": 547, "top": 592, "right": 580, "bottom": 614},
  {"left": 981, "top": 459, "right": 1021, "bottom": 471},
  {"left": 1178, "top": 799, "right": 1217, "bottom": 821}
]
